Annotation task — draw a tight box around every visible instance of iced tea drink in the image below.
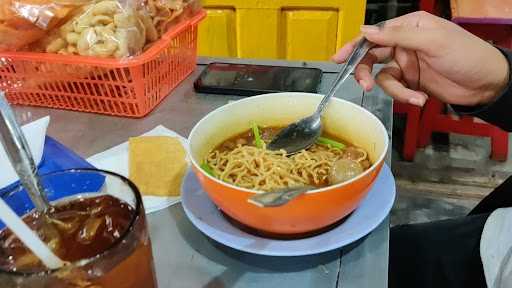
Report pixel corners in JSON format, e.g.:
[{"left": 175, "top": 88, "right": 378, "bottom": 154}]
[{"left": 0, "top": 169, "right": 157, "bottom": 288}]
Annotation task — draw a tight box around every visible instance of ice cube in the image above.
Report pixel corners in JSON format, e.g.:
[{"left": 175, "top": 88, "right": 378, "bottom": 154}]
[
  {"left": 50, "top": 217, "right": 81, "bottom": 235},
  {"left": 47, "top": 236, "right": 62, "bottom": 253},
  {"left": 105, "top": 215, "right": 113, "bottom": 233},
  {"left": 3, "top": 234, "right": 20, "bottom": 249},
  {"left": 77, "top": 217, "right": 104, "bottom": 244},
  {"left": 89, "top": 199, "right": 110, "bottom": 216},
  {"left": 14, "top": 252, "right": 41, "bottom": 270},
  {"left": 38, "top": 219, "right": 63, "bottom": 249}
]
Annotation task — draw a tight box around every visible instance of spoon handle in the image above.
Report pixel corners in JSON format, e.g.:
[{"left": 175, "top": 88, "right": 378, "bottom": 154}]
[
  {"left": 248, "top": 186, "right": 313, "bottom": 207},
  {"left": 316, "top": 37, "right": 376, "bottom": 115},
  {"left": 0, "top": 92, "right": 50, "bottom": 212}
]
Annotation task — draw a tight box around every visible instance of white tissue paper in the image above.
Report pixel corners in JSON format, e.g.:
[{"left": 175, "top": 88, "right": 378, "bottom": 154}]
[
  {"left": 87, "top": 125, "right": 189, "bottom": 214},
  {"left": 0, "top": 116, "right": 50, "bottom": 189}
]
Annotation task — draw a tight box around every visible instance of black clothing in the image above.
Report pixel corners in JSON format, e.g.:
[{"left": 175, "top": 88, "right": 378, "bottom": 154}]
[{"left": 390, "top": 47, "right": 512, "bottom": 288}]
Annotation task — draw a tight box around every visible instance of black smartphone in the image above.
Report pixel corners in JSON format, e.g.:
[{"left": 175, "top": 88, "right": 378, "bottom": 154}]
[{"left": 194, "top": 62, "right": 322, "bottom": 96}]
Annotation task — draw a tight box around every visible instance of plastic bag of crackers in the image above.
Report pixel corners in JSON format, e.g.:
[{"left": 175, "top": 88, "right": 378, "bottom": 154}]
[
  {"left": 0, "top": 0, "right": 90, "bottom": 51},
  {"left": 0, "top": 0, "right": 200, "bottom": 58}
]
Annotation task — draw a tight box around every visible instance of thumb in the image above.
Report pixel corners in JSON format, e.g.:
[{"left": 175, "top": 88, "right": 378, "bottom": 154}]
[{"left": 361, "top": 24, "right": 440, "bottom": 54}]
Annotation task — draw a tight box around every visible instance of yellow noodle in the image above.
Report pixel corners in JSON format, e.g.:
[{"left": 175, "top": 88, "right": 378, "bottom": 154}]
[{"left": 206, "top": 142, "right": 370, "bottom": 192}]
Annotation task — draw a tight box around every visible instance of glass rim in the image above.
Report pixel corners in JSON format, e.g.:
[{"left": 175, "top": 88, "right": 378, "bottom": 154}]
[{"left": 0, "top": 168, "right": 144, "bottom": 276}]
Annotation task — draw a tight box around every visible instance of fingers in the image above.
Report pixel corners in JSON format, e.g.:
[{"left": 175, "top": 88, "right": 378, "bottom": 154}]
[
  {"left": 360, "top": 12, "right": 447, "bottom": 57},
  {"left": 336, "top": 11, "right": 446, "bottom": 64},
  {"left": 333, "top": 39, "right": 374, "bottom": 91},
  {"left": 394, "top": 47, "right": 420, "bottom": 90},
  {"left": 354, "top": 55, "right": 375, "bottom": 91},
  {"left": 355, "top": 47, "right": 395, "bottom": 91},
  {"left": 382, "top": 11, "right": 441, "bottom": 29},
  {"left": 334, "top": 11, "right": 446, "bottom": 102},
  {"left": 332, "top": 37, "right": 361, "bottom": 63},
  {"left": 361, "top": 25, "right": 440, "bottom": 55},
  {"left": 376, "top": 61, "right": 428, "bottom": 106},
  {"left": 333, "top": 39, "right": 393, "bottom": 64}
]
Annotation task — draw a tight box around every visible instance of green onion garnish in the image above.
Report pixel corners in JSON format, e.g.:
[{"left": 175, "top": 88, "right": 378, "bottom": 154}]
[
  {"left": 316, "top": 136, "right": 345, "bottom": 149},
  {"left": 252, "top": 122, "right": 263, "bottom": 148},
  {"left": 201, "top": 162, "right": 215, "bottom": 177}
]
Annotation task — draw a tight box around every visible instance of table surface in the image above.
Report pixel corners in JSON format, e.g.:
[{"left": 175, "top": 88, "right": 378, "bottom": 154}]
[{"left": 12, "top": 57, "right": 393, "bottom": 288}]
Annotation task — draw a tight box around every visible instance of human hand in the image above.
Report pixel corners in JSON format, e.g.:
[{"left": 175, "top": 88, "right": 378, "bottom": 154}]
[{"left": 333, "top": 12, "right": 509, "bottom": 107}]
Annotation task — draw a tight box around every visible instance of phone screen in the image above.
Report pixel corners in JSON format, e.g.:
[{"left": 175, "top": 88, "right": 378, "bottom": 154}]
[{"left": 195, "top": 63, "right": 322, "bottom": 95}]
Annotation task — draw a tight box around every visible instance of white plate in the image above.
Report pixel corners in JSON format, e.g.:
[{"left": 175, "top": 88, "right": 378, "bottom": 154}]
[
  {"left": 181, "top": 164, "right": 396, "bottom": 256},
  {"left": 87, "top": 125, "right": 189, "bottom": 214}
]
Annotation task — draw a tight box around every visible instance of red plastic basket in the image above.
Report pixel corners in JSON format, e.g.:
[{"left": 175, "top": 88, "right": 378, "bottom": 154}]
[{"left": 0, "top": 10, "right": 206, "bottom": 118}]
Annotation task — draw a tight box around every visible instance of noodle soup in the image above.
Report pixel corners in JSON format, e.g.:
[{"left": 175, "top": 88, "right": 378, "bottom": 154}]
[
  {"left": 189, "top": 92, "right": 388, "bottom": 234},
  {"left": 203, "top": 126, "right": 371, "bottom": 192}
]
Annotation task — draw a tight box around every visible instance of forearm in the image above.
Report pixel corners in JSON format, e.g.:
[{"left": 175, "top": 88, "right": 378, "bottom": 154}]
[{"left": 452, "top": 47, "right": 512, "bottom": 132}]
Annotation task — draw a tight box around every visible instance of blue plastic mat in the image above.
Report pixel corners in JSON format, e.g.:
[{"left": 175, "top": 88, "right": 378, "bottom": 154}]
[
  {"left": 1, "top": 136, "right": 97, "bottom": 195},
  {"left": 0, "top": 137, "right": 104, "bottom": 229}
]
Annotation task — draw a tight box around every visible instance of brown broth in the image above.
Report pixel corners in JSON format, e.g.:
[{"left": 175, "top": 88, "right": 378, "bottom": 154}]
[{"left": 215, "top": 126, "right": 352, "bottom": 152}]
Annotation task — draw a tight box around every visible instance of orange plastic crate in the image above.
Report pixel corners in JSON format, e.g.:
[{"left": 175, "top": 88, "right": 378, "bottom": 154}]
[{"left": 0, "top": 10, "right": 206, "bottom": 118}]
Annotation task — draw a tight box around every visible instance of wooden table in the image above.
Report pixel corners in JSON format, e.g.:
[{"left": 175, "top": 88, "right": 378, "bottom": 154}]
[{"left": 12, "top": 57, "right": 393, "bottom": 288}]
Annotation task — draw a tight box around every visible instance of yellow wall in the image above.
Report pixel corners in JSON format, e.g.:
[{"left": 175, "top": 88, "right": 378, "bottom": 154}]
[{"left": 198, "top": 0, "right": 367, "bottom": 61}]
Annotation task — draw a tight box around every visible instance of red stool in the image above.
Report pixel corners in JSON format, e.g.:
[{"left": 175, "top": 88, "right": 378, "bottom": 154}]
[
  {"left": 415, "top": 0, "right": 511, "bottom": 162},
  {"left": 393, "top": 0, "right": 432, "bottom": 161},
  {"left": 451, "top": 0, "right": 512, "bottom": 48},
  {"left": 418, "top": 98, "right": 509, "bottom": 161},
  {"left": 420, "top": 0, "right": 438, "bottom": 14},
  {"left": 393, "top": 102, "right": 421, "bottom": 161}
]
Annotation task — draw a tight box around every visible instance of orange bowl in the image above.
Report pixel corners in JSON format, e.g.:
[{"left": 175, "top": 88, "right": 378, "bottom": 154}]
[{"left": 188, "top": 93, "right": 389, "bottom": 235}]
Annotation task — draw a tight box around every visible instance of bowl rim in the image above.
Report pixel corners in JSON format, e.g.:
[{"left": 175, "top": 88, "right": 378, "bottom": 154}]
[{"left": 188, "top": 92, "right": 389, "bottom": 195}]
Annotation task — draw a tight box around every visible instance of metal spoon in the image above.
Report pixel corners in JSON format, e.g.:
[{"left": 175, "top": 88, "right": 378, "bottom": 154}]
[
  {"left": 248, "top": 185, "right": 315, "bottom": 207},
  {"left": 267, "top": 34, "right": 379, "bottom": 154},
  {"left": 0, "top": 91, "right": 50, "bottom": 213}
]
